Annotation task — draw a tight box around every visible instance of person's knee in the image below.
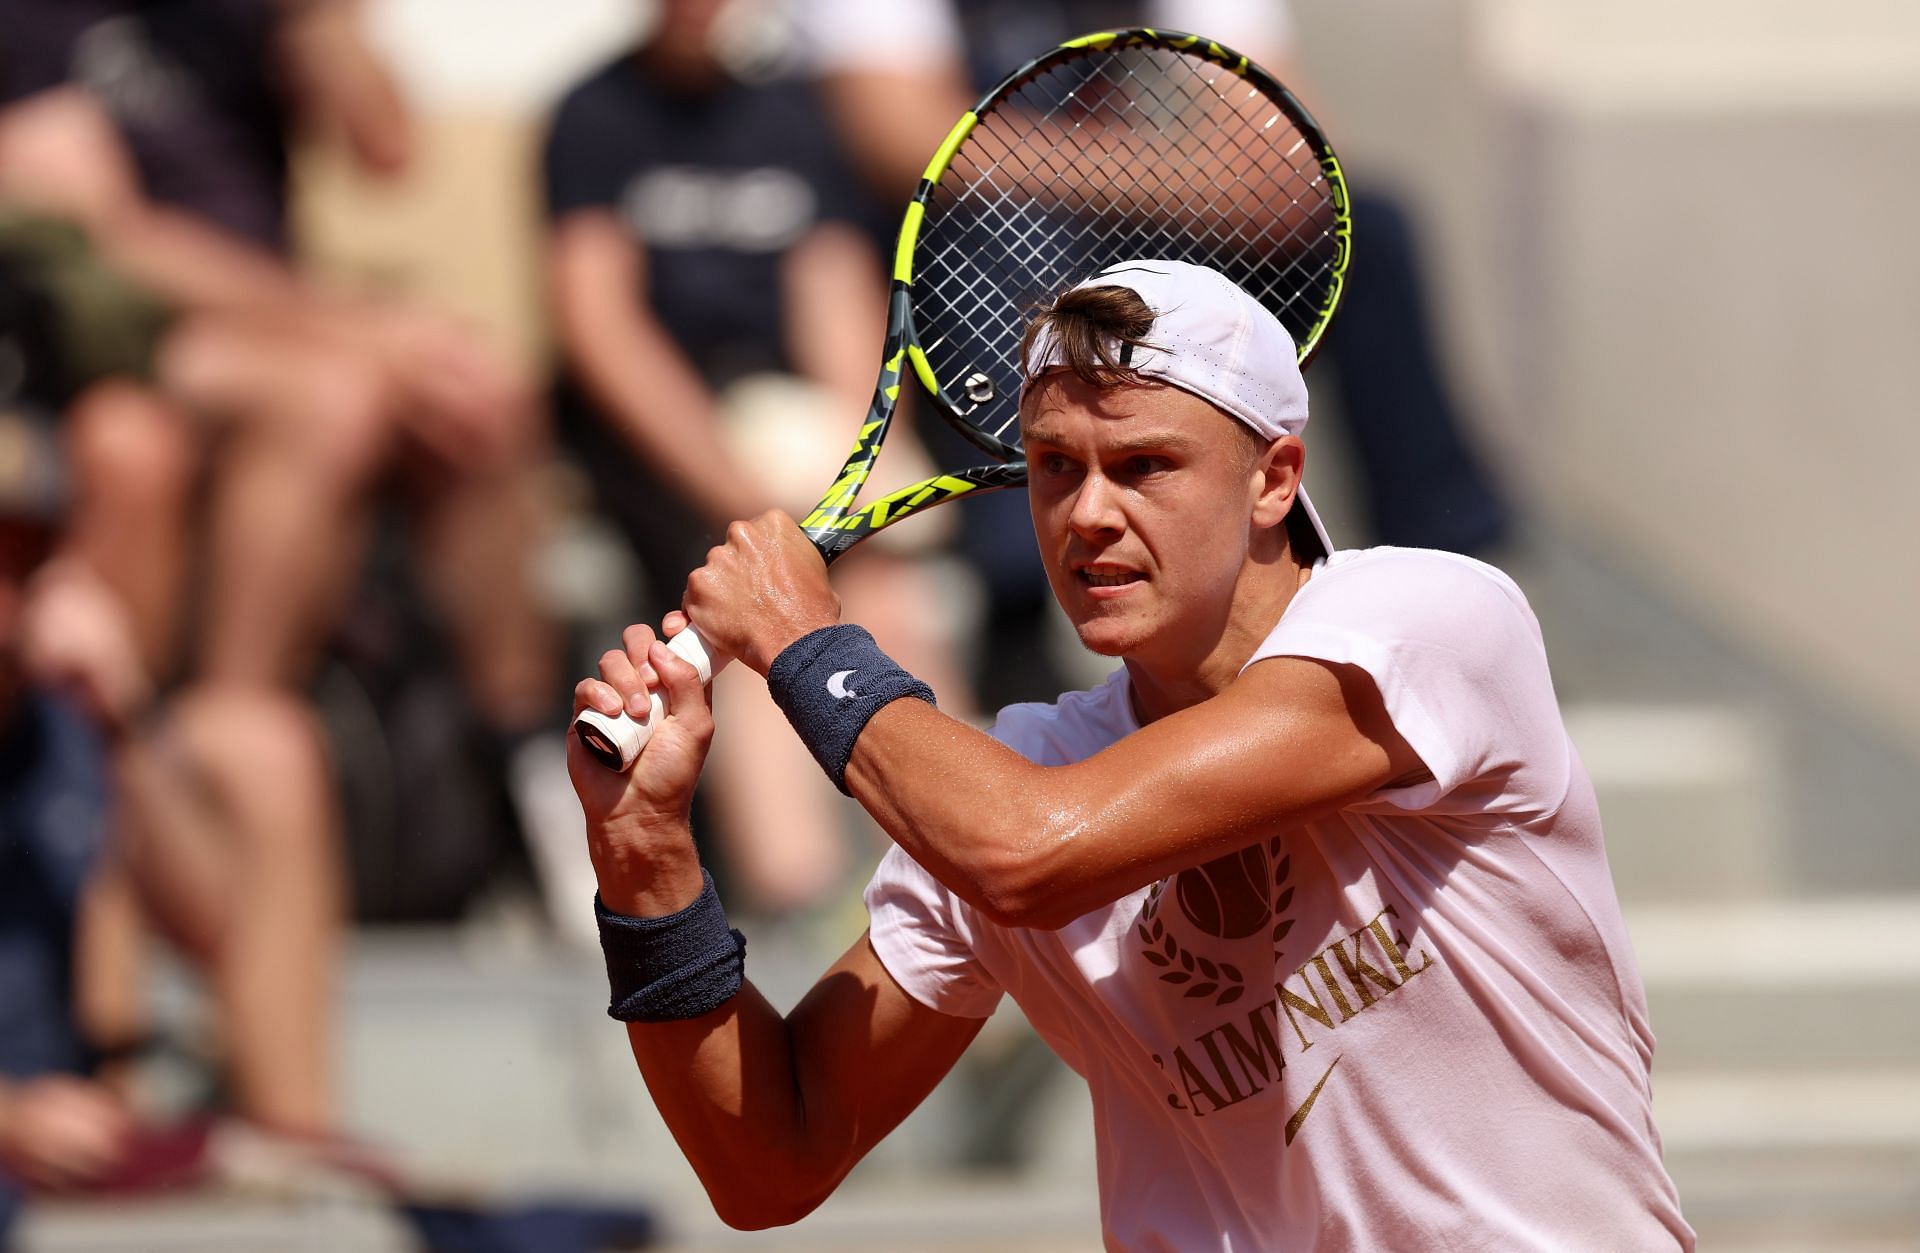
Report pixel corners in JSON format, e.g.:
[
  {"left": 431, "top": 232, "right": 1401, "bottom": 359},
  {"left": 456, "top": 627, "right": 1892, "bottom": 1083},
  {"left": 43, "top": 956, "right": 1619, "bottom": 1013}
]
[
  {"left": 291, "top": 350, "right": 395, "bottom": 490},
  {"left": 452, "top": 359, "right": 546, "bottom": 472},
  {"left": 411, "top": 322, "right": 545, "bottom": 470},
  {"left": 63, "top": 382, "right": 194, "bottom": 513},
  {"left": 167, "top": 685, "right": 336, "bottom": 839},
  {"left": 155, "top": 320, "right": 395, "bottom": 490}
]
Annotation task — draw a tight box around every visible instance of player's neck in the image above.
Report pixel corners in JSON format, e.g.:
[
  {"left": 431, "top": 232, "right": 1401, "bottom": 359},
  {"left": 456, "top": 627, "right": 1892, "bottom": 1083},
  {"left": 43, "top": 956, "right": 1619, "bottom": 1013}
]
[{"left": 1124, "top": 544, "right": 1315, "bottom": 724}]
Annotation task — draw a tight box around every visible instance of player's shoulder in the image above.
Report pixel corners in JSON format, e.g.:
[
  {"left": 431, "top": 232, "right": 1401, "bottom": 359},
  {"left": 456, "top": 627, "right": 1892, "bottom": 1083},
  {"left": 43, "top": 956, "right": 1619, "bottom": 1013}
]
[
  {"left": 1260, "top": 544, "right": 1546, "bottom": 670},
  {"left": 989, "top": 668, "right": 1136, "bottom": 767},
  {"left": 1309, "top": 544, "right": 1534, "bottom": 622},
  {"left": 1321, "top": 543, "right": 1522, "bottom": 590}
]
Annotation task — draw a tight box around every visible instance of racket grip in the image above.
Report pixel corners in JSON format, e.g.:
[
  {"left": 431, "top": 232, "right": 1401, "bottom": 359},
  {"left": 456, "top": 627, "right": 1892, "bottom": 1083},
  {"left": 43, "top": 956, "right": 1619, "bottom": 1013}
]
[{"left": 572, "top": 625, "right": 721, "bottom": 771}]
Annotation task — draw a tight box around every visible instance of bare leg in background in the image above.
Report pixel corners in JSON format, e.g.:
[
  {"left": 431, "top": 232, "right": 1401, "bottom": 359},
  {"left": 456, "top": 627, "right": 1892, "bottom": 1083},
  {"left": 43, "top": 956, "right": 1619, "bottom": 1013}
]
[{"left": 107, "top": 688, "right": 344, "bottom": 1134}]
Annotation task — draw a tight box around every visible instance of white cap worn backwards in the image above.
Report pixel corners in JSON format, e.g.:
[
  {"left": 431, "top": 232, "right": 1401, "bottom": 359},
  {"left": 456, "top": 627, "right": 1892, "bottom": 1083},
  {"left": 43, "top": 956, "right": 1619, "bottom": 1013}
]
[{"left": 1021, "top": 258, "right": 1333, "bottom": 557}]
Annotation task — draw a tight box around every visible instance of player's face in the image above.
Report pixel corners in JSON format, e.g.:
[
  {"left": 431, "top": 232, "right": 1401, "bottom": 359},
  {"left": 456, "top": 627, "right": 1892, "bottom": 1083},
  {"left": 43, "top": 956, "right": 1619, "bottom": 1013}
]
[{"left": 1021, "top": 373, "right": 1267, "bottom": 660}]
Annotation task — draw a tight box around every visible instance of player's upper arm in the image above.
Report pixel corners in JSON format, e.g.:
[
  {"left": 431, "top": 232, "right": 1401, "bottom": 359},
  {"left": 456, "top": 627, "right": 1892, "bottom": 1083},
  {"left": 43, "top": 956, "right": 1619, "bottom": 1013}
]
[
  {"left": 986, "top": 561, "right": 1553, "bottom": 926},
  {"left": 1003, "top": 656, "right": 1424, "bottom": 927}
]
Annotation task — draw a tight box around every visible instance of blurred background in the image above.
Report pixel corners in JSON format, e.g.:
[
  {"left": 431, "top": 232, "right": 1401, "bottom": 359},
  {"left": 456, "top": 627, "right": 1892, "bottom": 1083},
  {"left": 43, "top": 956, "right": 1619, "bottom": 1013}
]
[{"left": 1, "top": 0, "right": 1916, "bottom": 1250}]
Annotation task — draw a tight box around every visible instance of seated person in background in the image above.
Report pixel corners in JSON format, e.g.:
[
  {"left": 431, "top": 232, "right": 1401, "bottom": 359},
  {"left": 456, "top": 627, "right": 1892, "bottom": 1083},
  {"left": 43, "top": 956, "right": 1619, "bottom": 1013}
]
[
  {"left": 0, "top": 406, "right": 342, "bottom": 1226},
  {"left": 0, "top": 0, "right": 560, "bottom": 743},
  {"left": 544, "top": 0, "right": 970, "bottom": 917},
  {"left": 0, "top": 413, "right": 126, "bottom": 1227},
  {"left": 0, "top": 106, "right": 354, "bottom": 1150}
]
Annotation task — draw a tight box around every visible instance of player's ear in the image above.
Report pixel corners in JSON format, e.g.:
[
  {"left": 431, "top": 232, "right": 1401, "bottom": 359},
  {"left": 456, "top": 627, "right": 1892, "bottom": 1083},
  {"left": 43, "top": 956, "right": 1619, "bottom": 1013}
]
[{"left": 1250, "top": 436, "right": 1305, "bottom": 528}]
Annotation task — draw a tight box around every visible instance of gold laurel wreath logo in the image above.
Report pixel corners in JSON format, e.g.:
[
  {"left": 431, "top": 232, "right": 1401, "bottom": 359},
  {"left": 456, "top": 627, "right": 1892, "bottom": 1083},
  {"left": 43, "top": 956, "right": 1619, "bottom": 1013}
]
[{"left": 1136, "top": 836, "right": 1295, "bottom": 1008}]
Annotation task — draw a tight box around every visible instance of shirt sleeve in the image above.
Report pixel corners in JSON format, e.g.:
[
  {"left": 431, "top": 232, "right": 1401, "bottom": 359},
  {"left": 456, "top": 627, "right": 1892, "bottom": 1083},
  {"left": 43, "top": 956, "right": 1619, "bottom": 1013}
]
[
  {"left": 542, "top": 73, "right": 637, "bottom": 219},
  {"left": 859, "top": 689, "right": 1105, "bottom": 1020},
  {"left": 864, "top": 845, "right": 1004, "bottom": 1019},
  {"left": 1246, "top": 550, "right": 1572, "bottom": 816}
]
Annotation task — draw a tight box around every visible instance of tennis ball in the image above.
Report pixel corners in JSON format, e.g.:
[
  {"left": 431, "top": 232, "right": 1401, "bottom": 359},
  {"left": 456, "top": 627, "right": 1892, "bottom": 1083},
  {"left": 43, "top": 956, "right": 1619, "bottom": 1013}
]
[{"left": 1175, "top": 844, "right": 1271, "bottom": 940}]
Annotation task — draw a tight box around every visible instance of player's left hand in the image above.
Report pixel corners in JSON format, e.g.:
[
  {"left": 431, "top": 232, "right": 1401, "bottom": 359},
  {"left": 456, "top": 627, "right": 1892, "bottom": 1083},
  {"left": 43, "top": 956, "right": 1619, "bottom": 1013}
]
[{"left": 682, "top": 510, "right": 840, "bottom": 675}]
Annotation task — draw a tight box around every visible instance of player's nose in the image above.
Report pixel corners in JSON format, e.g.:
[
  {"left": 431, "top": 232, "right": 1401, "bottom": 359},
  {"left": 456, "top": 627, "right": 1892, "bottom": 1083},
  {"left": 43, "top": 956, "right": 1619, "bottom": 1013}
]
[{"left": 1066, "top": 470, "right": 1125, "bottom": 539}]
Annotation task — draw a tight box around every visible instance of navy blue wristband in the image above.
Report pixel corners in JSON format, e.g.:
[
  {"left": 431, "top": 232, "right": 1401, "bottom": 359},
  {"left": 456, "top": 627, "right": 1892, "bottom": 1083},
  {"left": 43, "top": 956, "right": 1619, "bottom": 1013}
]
[
  {"left": 766, "top": 624, "right": 935, "bottom": 794},
  {"left": 595, "top": 871, "right": 746, "bottom": 1023}
]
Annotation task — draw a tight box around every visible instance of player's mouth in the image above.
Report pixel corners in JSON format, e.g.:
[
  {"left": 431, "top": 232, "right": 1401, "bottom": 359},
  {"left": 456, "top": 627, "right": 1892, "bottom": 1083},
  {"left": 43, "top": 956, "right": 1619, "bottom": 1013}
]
[{"left": 1075, "top": 564, "right": 1146, "bottom": 595}]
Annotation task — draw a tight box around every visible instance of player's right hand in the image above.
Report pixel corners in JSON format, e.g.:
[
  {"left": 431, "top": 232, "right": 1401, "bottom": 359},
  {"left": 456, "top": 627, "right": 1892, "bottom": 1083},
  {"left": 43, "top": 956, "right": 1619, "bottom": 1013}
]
[{"left": 568, "top": 622, "right": 713, "bottom": 912}]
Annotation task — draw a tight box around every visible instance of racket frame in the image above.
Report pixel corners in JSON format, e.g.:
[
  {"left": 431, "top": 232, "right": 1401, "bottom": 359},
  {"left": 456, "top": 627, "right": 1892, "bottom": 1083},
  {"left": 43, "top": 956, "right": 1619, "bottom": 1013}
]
[{"left": 574, "top": 27, "right": 1351, "bottom": 770}]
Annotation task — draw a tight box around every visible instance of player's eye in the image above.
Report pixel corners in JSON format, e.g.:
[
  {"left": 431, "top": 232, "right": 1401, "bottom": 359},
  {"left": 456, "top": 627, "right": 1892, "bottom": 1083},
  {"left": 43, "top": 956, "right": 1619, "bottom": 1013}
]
[
  {"left": 1123, "top": 455, "right": 1170, "bottom": 478},
  {"left": 1037, "top": 452, "right": 1077, "bottom": 477}
]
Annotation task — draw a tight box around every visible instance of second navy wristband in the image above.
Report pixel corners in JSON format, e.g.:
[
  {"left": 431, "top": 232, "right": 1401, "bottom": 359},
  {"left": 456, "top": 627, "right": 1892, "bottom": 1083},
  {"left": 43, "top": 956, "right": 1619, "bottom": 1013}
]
[{"left": 596, "top": 871, "right": 746, "bottom": 1023}]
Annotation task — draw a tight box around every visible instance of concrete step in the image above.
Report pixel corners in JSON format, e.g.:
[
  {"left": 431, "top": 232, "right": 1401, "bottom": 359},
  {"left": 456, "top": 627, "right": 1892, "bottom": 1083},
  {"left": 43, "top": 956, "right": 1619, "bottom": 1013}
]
[
  {"left": 1631, "top": 899, "right": 1920, "bottom": 1249},
  {"left": 1629, "top": 896, "right": 1920, "bottom": 1071},
  {"left": 1657, "top": 1070, "right": 1920, "bottom": 1252},
  {"left": 13, "top": 1180, "right": 1104, "bottom": 1253},
  {"left": 1565, "top": 700, "right": 1788, "bottom": 903}
]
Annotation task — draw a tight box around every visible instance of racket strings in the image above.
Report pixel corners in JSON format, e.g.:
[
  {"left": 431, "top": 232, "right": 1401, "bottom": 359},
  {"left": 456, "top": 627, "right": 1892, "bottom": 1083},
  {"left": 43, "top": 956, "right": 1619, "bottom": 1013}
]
[{"left": 913, "top": 45, "right": 1342, "bottom": 446}]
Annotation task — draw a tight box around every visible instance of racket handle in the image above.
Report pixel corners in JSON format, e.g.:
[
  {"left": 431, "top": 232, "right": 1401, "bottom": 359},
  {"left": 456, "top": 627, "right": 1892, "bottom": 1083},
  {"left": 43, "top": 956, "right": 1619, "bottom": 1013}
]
[{"left": 572, "top": 625, "right": 721, "bottom": 771}]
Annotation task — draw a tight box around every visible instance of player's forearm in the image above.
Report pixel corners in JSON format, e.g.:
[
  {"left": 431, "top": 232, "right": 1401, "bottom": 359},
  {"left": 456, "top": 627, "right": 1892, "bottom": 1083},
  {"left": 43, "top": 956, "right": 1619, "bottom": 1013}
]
[
  {"left": 623, "top": 983, "right": 850, "bottom": 1229},
  {"left": 594, "top": 836, "right": 842, "bottom": 1226}
]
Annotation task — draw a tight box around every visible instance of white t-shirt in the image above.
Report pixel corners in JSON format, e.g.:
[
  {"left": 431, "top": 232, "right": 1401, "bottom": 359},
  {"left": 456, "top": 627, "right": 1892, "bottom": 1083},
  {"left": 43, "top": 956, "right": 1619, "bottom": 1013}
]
[{"left": 866, "top": 547, "right": 1694, "bottom": 1251}]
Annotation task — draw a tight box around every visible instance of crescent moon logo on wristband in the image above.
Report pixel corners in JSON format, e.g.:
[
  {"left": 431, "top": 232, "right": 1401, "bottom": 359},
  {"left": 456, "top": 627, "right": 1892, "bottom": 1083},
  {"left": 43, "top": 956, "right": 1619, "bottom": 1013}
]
[{"left": 827, "top": 669, "right": 860, "bottom": 699}]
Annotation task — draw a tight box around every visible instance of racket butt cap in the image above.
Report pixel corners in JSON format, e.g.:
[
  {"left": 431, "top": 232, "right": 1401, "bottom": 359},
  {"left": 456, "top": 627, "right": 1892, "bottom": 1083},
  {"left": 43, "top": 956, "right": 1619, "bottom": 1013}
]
[{"left": 575, "top": 708, "right": 642, "bottom": 771}]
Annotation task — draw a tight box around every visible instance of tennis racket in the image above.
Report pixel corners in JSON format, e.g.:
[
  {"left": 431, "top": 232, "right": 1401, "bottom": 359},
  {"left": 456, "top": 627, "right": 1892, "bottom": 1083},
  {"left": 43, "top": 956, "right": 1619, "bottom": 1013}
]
[{"left": 574, "top": 26, "right": 1352, "bottom": 770}]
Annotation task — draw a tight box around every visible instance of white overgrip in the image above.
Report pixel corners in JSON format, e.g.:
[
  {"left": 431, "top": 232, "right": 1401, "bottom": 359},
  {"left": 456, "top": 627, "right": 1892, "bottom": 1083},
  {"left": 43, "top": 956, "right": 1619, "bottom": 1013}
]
[{"left": 572, "top": 624, "right": 721, "bottom": 771}]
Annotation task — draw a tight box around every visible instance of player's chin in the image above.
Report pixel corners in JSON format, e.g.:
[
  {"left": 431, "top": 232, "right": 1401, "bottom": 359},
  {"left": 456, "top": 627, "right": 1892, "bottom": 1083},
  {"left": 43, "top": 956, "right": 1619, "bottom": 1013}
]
[
  {"left": 1067, "top": 610, "right": 1147, "bottom": 658},
  {"left": 1074, "top": 630, "right": 1129, "bottom": 658}
]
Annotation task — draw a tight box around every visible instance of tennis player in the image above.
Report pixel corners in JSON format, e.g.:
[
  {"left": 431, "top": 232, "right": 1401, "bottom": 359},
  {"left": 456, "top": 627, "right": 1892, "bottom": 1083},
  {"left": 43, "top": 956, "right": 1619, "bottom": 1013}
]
[{"left": 569, "top": 260, "right": 1694, "bottom": 1248}]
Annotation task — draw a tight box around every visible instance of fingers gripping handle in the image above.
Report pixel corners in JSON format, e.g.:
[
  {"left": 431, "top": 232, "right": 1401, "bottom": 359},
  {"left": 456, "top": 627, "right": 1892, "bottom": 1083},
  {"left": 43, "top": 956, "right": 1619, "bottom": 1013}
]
[{"left": 573, "top": 626, "right": 720, "bottom": 771}]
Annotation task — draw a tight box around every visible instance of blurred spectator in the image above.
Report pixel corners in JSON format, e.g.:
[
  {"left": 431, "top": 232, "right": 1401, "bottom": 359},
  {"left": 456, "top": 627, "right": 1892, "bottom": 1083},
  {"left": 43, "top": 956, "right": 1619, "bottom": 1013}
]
[
  {"left": 1, "top": 123, "right": 351, "bottom": 1138},
  {"left": 803, "top": 0, "right": 1512, "bottom": 701},
  {"left": 0, "top": 0, "right": 561, "bottom": 748},
  {"left": 0, "top": 5, "right": 409, "bottom": 1171},
  {"left": 0, "top": 411, "right": 127, "bottom": 1227},
  {"left": 0, "top": 0, "right": 408, "bottom": 252},
  {"left": 544, "top": 0, "right": 970, "bottom": 915},
  {"left": 0, "top": 404, "right": 343, "bottom": 1231},
  {"left": 0, "top": 145, "right": 379, "bottom": 689},
  {"left": 0, "top": 0, "right": 570, "bottom": 936}
]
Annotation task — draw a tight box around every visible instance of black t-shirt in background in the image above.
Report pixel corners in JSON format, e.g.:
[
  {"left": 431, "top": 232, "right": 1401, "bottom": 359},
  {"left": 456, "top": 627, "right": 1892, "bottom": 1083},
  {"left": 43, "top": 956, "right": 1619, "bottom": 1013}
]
[
  {"left": 0, "top": 0, "right": 292, "bottom": 249},
  {"left": 543, "top": 55, "right": 873, "bottom": 386}
]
